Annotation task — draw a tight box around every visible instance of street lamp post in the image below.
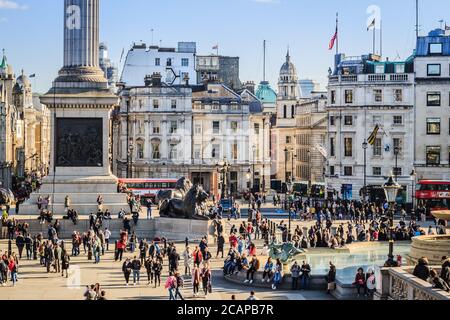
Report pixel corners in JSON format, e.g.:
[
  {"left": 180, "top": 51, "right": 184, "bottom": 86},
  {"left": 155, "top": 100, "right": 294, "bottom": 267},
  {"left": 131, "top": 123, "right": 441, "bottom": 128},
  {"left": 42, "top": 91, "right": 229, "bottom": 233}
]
[
  {"left": 383, "top": 174, "right": 402, "bottom": 267},
  {"left": 284, "top": 147, "right": 289, "bottom": 211},
  {"left": 252, "top": 145, "right": 256, "bottom": 193},
  {"left": 410, "top": 169, "right": 417, "bottom": 221},
  {"left": 128, "top": 142, "right": 134, "bottom": 179},
  {"left": 291, "top": 152, "right": 297, "bottom": 183}
]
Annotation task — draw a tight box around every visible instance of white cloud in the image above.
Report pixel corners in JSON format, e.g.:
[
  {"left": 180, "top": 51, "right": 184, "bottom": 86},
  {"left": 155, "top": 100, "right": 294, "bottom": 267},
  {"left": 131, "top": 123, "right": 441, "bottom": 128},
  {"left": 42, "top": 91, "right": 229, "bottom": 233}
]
[{"left": 0, "top": 0, "right": 28, "bottom": 10}]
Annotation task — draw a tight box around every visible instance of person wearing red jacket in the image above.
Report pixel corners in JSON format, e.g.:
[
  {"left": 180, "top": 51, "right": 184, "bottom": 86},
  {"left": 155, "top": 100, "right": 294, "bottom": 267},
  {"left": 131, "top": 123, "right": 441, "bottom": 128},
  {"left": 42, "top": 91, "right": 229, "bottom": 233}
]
[
  {"left": 8, "top": 257, "right": 17, "bottom": 287},
  {"left": 353, "top": 267, "right": 367, "bottom": 297},
  {"left": 192, "top": 247, "right": 203, "bottom": 268},
  {"left": 229, "top": 233, "right": 238, "bottom": 249}
]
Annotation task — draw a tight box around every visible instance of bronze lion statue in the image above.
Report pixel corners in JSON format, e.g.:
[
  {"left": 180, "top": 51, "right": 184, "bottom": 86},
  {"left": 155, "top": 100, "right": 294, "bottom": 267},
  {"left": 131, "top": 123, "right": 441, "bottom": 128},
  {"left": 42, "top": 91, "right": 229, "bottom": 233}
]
[
  {"left": 156, "top": 177, "right": 193, "bottom": 206},
  {"left": 159, "top": 184, "right": 210, "bottom": 220},
  {"left": 0, "top": 188, "right": 15, "bottom": 207}
]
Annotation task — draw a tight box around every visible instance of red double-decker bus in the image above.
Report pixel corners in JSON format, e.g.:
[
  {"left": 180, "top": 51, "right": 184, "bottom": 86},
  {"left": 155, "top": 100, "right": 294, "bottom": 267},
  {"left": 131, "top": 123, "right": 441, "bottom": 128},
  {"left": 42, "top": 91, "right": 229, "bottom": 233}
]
[
  {"left": 118, "top": 178, "right": 178, "bottom": 201},
  {"left": 416, "top": 180, "right": 450, "bottom": 215}
]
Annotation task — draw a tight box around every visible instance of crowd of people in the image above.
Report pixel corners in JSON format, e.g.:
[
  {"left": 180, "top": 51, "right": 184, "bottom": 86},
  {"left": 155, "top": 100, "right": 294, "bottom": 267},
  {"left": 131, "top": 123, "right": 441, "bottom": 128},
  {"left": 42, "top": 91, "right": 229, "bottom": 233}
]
[{"left": 413, "top": 256, "right": 450, "bottom": 292}]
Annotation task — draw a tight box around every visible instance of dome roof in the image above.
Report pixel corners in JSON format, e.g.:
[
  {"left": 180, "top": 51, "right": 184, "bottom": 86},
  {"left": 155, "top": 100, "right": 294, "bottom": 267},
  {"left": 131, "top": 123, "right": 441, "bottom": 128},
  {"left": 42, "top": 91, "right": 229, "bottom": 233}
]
[
  {"left": 280, "top": 50, "right": 297, "bottom": 76},
  {"left": 17, "top": 71, "right": 30, "bottom": 87},
  {"left": 256, "top": 81, "right": 277, "bottom": 104}
]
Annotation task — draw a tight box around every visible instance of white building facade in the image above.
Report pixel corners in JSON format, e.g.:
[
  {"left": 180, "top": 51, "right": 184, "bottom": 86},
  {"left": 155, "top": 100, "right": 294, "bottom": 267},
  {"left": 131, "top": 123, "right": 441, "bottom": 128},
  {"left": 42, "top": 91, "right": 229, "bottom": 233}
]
[
  {"left": 326, "top": 54, "right": 415, "bottom": 204},
  {"left": 414, "top": 28, "right": 450, "bottom": 180}
]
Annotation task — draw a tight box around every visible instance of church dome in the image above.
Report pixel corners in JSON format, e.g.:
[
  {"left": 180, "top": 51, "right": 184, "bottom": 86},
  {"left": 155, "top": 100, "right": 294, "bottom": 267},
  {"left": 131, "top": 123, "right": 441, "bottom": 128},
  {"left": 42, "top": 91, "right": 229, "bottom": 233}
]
[
  {"left": 280, "top": 50, "right": 297, "bottom": 76},
  {"left": 256, "top": 81, "right": 277, "bottom": 104}
]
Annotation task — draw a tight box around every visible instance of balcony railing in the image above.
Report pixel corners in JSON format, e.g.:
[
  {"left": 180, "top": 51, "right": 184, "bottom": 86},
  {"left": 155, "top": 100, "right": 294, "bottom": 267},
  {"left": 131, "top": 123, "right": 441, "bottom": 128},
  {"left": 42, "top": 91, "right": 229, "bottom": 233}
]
[
  {"left": 329, "top": 74, "right": 411, "bottom": 84},
  {"left": 376, "top": 266, "right": 450, "bottom": 301}
]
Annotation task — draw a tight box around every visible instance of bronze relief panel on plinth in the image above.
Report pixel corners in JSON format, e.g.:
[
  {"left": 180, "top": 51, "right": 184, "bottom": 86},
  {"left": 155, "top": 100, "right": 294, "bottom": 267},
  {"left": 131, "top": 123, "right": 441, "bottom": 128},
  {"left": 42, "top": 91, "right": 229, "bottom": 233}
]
[{"left": 55, "top": 118, "right": 103, "bottom": 167}]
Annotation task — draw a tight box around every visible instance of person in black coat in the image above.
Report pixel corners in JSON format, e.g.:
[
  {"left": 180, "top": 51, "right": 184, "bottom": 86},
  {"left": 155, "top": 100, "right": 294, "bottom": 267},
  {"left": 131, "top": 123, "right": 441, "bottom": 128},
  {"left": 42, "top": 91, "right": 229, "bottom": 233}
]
[
  {"left": 440, "top": 256, "right": 450, "bottom": 286},
  {"left": 413, "top": 257, "right": 430, "bottom": 281},
  {"left": 216, "top": 234, "right": 225, "bottom": 258},
  {"left": 429, "top": 269, "right": 450, "bottom": 292},
  {"left": 25, "top": 234, "right": 32, "bottom": 260},
  {"left": 15, "top": 233, "right": 25, "bottom": 259}
]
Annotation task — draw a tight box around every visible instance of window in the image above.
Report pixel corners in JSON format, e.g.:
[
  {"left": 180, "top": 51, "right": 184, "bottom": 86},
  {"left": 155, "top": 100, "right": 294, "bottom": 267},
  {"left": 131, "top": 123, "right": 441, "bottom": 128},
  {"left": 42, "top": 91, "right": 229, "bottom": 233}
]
[
  {"left": 153, "top": 99, "right": 159, "bottom": 109},
  {"left": 427, "top": 92, "right": 441, "bottom": 106},
  {"left": 395, "top": 64, "right": 405, "bottom": 74},
  {"left": 171, "top": 100, "right": 177, "bottom": 109},
  {"left": 373, "top": 89, "right": 383, "bottom": 102},
  {"left": 344, "top": 116, "right": 353, "bottom": 126},
  {"left": 152, "top": 143, "right": 161, "bottom": 160},
  {"left": 166, "top": 58, "right": 172, "bottom": 66},
  {"left": 254, "top": 123, "right": 260, "bottom": 135},
  {"left": 394, "top": 89, "right": 403, "bottom": 102},
  {"left": 375, "top": 65, "right": 385, "bottom": 74},
  {"left": 429, "top": 43, "right": 443, "bottom": 54},
  {"left": 344, "top": 138, "right": 353, "bottom": 157},
  {"left": 393, "top": 116, "right": 403, "bottom": 125},
  {"left": 155, "top": 58, "right": 160, "bottom": 66},
  {"left": 331, "top": 91, "right": 336, "bottom": 104},
  {"left": 169, "top": 144, "right": 178, "bottom": 160},
  {"left": 329, "top": 116, "right": 335, "bottom": 126},
  {"left": 194, "top": 122, "right": 202, "bottom": 135},
  {"left": 153, "top": 122, "right": 160, "bottom": 134},
  {"left": 212, "top": 144, "right": 220, "bottom": 159},
  {"left": 345, "top": 90, "right": 353, "bottom": 104},
  {"left": 426, "top": 147, "right": 441, "bottom": 165},
  {"left": 329, "top": 166, "right": 335, "bottom": 176},
  {"left": 427, "top": 118, "right": 441, "bottom": 135},
  {"left": 283, "top": 105, "right": 287, "bottom": 119},
  {"left": 286, "top": 136, "right": 292, "bottom": 144},
  {"left": 212, "top": 121, "right": 220, "bottom": 134},
  {"left": 373, "top": 115, "right": 382, "bottom": 125},
  {"left": 231, "top": 142, "right": 238, "bottom": 160},
  {"left": 231, "top": 121, "right": 238, "bottom": 133},
  {"left": 427, "top": 64, "right": 441, "bottom": 76},
  {"left": 291, "top": 105, "right": 295, "bottom": 119},
  {"left": 393, "top": 167, "right": 402, "bottom": 176},
  {"left": 393, "top": 138, "right": 403, "bottom": 154},
  {"left": 194, "top": 145, "right": 201, "bottom": 159},
  {"left": 373, "top": 167, "right": 382, "bottom": 176},
  {"left": 373, "top": 138, "right": 382, "bottom": 156},
  {"left": 137, "top": 142, "right": 144, "bottom": 159},
  {"left": 344, "top": 166, "right": 353, "bottom": 176},
  {"left": 330, "top": 138, "right": 335, "bottom": 157},
  {"left": 170, "top": 121, "right": 177, "bottom": 134},
  {"left": 181, "top": 58, "right": 189, "bottom": 67}
]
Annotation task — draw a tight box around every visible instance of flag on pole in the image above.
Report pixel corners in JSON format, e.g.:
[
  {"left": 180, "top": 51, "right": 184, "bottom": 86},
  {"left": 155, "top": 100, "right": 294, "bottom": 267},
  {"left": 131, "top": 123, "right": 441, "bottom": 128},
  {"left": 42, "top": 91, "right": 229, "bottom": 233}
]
[
  {"left": 212, "top": 44, "right": 219, "bottom": 50},
  {"left": 367, "top": 124, "right": 380, "bottom": 145},
  {"left": 367, "top": 18, "right": 376, "bottom": 31},
  {"left": 29, "top": 74, "right": 36, "bottom": 78},
  {"left": 329, "top": 28, "right": 338, "bottom": 50}
]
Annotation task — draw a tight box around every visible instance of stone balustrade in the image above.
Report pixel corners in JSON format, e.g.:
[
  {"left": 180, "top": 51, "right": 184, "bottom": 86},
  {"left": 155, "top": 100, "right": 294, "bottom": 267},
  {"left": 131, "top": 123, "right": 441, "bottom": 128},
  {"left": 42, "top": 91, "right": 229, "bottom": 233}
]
[{"left": 375, "top": 266, "right": 450, "bottom": 300}]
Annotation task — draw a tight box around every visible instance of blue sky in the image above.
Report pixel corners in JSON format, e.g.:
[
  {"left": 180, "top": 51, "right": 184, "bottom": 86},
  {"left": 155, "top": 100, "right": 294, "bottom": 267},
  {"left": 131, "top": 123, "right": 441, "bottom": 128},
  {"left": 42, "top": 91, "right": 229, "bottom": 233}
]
[{"left": 1, "top": 0, "right": 449, "bottom": 93}]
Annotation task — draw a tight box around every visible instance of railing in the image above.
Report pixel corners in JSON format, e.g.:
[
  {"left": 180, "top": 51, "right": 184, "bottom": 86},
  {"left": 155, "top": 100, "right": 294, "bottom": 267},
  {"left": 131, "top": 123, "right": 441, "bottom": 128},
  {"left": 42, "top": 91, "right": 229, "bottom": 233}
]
[
  {"left": 376, "top": 266, "right": 450, "bottom": 301},
  {"left": 329, "top": 74, "right": 411, "bottom": 84},
  {"left": 368, "top": 74, "right": 386, "bottom": 82}
]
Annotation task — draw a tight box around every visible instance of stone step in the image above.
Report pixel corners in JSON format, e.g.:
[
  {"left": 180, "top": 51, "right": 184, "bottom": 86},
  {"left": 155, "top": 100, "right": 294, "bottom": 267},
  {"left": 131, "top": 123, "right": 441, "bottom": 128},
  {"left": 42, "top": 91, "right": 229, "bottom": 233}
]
[
  {"left": 19, "top": 204, "right": 131, "bottom": 216},
  {"left": 27, "top": 193, "right": 128, "bottom": 204}
]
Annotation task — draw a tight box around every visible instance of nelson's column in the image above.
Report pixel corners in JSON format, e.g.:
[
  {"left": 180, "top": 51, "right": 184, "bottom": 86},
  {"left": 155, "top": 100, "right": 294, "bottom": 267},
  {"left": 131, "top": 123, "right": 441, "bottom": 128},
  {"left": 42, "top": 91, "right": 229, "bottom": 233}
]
[{"left": 21, "top": 0, "right": 128, "bottom": 215}]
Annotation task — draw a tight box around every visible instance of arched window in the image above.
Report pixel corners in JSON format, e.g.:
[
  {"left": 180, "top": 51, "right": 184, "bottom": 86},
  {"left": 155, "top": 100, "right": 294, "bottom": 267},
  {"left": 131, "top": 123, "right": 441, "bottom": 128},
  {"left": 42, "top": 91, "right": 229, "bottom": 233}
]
[{"left": 136, "top": 139, "right": 144, "bottom": 159}]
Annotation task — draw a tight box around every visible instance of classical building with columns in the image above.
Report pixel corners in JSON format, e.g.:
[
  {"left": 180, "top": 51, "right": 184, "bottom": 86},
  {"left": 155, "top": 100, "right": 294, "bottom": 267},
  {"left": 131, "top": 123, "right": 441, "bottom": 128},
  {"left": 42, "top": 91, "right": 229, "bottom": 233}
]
[{"left": 114, "top": 73, "right": 193, "bottom": 180}]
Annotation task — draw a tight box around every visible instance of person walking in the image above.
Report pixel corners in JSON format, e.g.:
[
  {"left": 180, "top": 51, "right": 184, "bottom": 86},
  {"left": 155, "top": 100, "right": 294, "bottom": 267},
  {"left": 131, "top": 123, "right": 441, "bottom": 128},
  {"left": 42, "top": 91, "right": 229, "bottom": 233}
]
[
  {"left": 25, "top": 234, "right": 32, "bottom": 260},
  {"left": 326, "top": 262, "right": 336, "bottom": 294},
  {"left": 61, "top": 250, "right": 70, "bottom": 278},
  {"left": 217, "top": 234, "right": 225, "bottom": 259},
  {"left": 53, "top": 243, "right": 62, "bottom": 273},
  {"left": 131, "top": 256, "right": 141, "bottom": 285},
  {"left": 165, "top": 272, "right": 177, "bottom": 300},
  {"left": 122, "top": 258, "right": 132, "bottom": 286},
  {"left": 201, "top": 265, "right": 212, "bottom": 296},
  {"left": 104, "top": 228, "right": 111, "bottom": 252},
  {"left": 15, "top": 233, "right": 25, "bottom": 259},
  {"left": 183, "top": 246, "right": 192, "bottom": 276},
  {"left": 144, "top": 256, "right": 153, "bottom": 285},
  {"left": 169, "top": 247, "right": 180, "bottom": 273},
  {"left": 152, "top": 258, "right": 162, "bottom": 288},
  {"left": 174, "top": 272, "right": 185, "bottom": 300},
  {"left": 192, "top": 265, "right": 201, "bottom": 297},
  {"left": 8, "top": 257, "right": 17, "bottom": 287}
]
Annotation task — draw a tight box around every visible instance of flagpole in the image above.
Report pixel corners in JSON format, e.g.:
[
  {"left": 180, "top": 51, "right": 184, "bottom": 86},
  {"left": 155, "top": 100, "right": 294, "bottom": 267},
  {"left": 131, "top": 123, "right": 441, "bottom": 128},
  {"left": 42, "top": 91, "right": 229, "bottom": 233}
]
[
  {"left": 336, "top": 12, "right": 339, "bottom": 55},
  {"left": 380, "top": 19, "right": 383, "bottom": 57},
  {"left": 373, "top": 25, "right": 376, "bottom": 55}
]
